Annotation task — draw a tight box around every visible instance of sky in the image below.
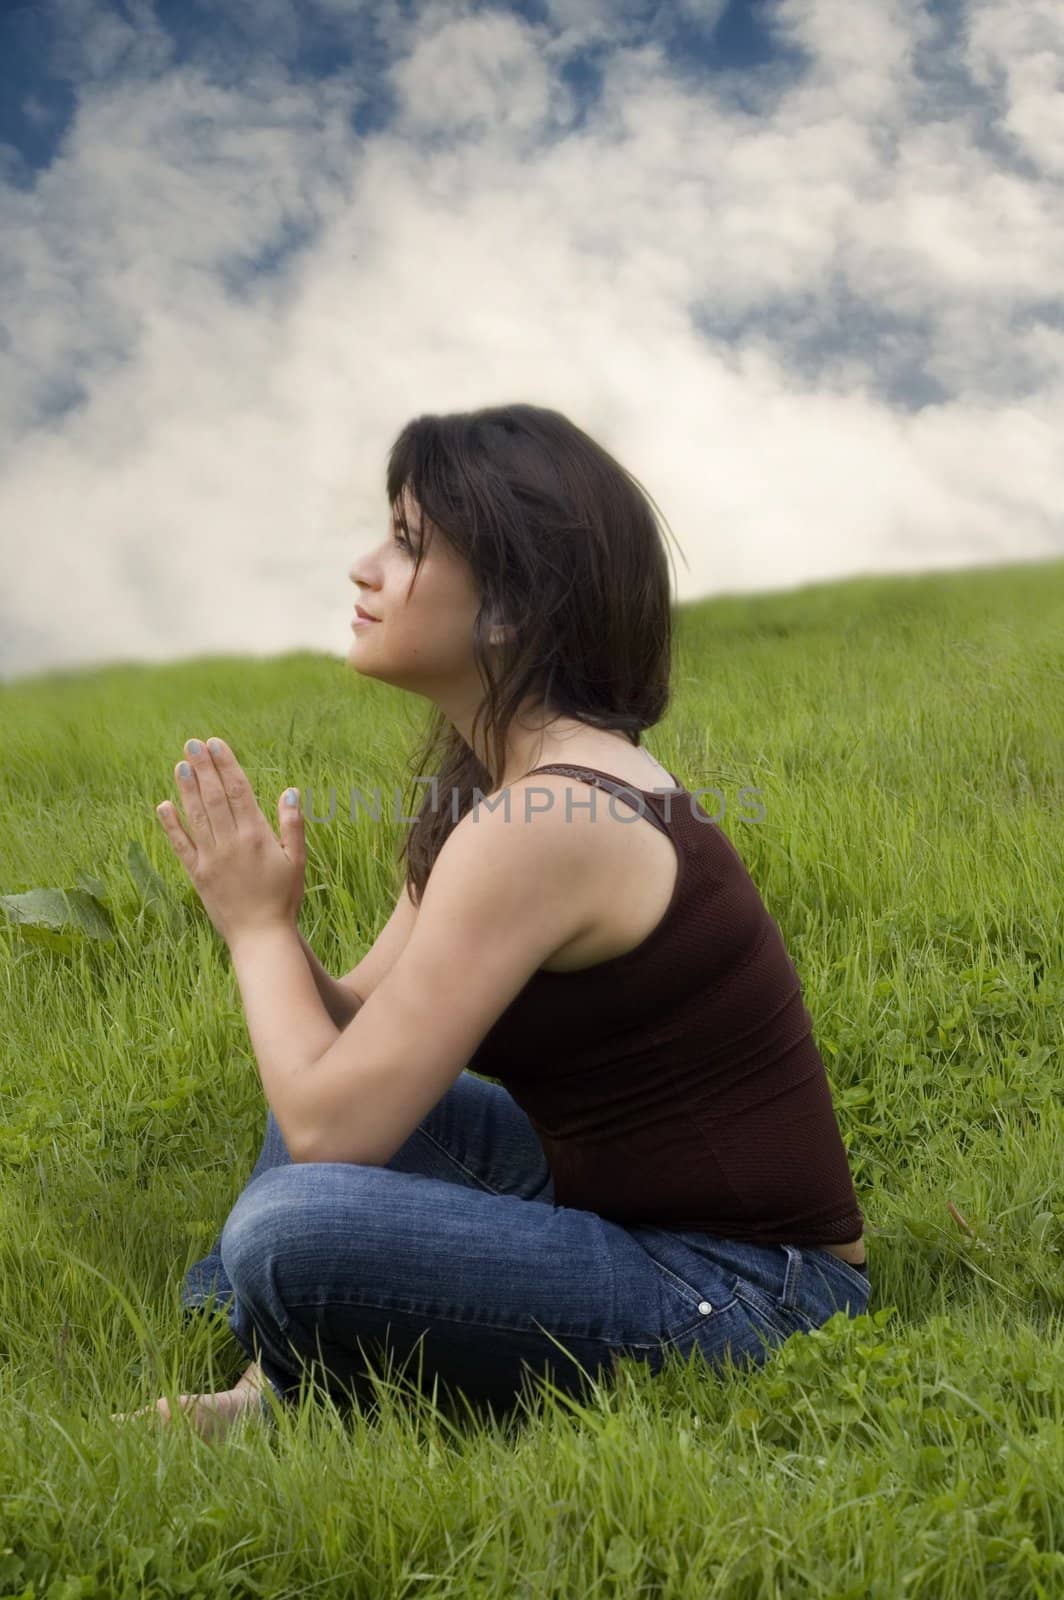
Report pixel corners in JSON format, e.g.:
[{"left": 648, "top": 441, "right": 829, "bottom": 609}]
[{"left": 1, "top": 0, "right": 1062, "bottom": 683}]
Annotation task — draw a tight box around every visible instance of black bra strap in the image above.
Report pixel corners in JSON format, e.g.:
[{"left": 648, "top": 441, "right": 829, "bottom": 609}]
[{"left": 526, "top": 765, "right": 675, "bottom": 842}]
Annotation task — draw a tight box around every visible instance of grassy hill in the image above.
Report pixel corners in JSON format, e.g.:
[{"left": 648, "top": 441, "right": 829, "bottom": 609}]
[{"left": 0, "top": 556, "right": 1061, "bottom": 1596}]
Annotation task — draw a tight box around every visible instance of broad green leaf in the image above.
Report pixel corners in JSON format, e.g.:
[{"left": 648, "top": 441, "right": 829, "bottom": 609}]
[
  {"left": 125, "top": 839, "right": 169, "bottom": 907},
  {"left": 74, "top": 869, "right": 109, "bottom": 903},
  {"left": 0, "top": 886, "right": 114, "bottom": 940},
  {"left": 125, "top": 839, "right": 183, "bottom": 933}
]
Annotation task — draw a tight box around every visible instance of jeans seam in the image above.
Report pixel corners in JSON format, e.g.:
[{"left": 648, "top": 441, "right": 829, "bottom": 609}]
[
  {"left": 282, "top": 1297, "right": 620, "bottom": 1347},
  {"left": 642, "top": 1254, "right": 710, "bottom": 1306},
  {"left": 282, "top": 1295, "right": 740, "bottom": 1356},
  {"left": 635, "top": 1228, "right": 726, "bottom": 1306},
  {"left": 661, "top": 1298, "right": 738, "bottom": 1346},
  {"left": 281, "top": 1292, "right": 656, "bottom": 1356},
  {"left": 414, "top": 1124, "right": 502, "bottom": 1195},
  {"left": 733, "top": 1285, "right": 811, "bottom": 1336}
]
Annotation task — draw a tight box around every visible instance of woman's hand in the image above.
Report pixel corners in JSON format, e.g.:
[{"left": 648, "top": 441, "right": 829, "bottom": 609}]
[{"left": 155, "top": 736, "right": 305, "bottom": 948}]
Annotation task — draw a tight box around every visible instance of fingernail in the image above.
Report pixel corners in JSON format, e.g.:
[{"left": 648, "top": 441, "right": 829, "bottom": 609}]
[
  {"left": 284, "top": 789, "right": 299, "bottom": 807},
  {"left": 207, "top": 738, "right": 222, "bottom": 754},
  {"left": 187, "top": 739, "right": 201, "bottom": 754},
  {"left": 177, "top": 761, "right": 191, "bottom": 778}
]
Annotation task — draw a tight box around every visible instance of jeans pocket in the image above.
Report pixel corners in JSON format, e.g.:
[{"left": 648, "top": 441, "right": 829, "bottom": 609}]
[{"left": 612, "top": 1239, "right": 742, "bottom": 1376}]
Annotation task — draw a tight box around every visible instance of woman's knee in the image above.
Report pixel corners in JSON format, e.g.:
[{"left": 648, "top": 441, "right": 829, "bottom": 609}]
[
  {"left": 218, "top": 1160, "right": 380, "bottom": 1293},
  {"left": 219, "top": 1164, "right": 304, "bottom": 1287}
]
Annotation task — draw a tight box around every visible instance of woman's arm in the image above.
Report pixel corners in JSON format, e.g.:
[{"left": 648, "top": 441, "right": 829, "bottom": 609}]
[{"left": 297, "top": 931, "right": 363, "bottom": 1029}]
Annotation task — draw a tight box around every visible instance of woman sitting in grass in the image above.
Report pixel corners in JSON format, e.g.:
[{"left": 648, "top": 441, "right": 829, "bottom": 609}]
[{"left": 115, "top": 402, "right": 868, "bottom": 1440}]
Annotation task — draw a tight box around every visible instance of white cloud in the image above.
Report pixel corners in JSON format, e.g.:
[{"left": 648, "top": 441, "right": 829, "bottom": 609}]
[{"left": 0, "top": 0, "right": 1061, "bottom": 681}]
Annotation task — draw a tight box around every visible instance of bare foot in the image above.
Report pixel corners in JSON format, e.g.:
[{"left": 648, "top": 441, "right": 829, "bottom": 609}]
[{"left": 111, "top": 1363, "right": 269, "bottom": 1441}]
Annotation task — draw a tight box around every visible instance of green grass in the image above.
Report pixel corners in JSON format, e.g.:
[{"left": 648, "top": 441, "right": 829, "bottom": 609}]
[{"left": 0, "top": 556, "right": 1061, "bottom": 1598}]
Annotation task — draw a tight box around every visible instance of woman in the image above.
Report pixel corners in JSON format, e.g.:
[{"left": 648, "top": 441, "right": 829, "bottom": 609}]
[{"left": 116, "top": 403, "right": 869, "bottom": 1440}]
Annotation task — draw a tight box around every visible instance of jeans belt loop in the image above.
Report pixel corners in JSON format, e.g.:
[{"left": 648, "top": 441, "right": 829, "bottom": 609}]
[{"left": 779, "top": 1244, "right": 803, "bottom": 1310}]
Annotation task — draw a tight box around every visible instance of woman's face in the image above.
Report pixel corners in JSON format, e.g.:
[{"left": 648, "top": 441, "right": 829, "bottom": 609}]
[{"left": 346, "top": 487, "right": 486, "bottom": 705}]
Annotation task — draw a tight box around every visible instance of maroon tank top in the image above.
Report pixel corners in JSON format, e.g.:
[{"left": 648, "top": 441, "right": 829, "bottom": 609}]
[{"left": 466, "top": 762, "right": 865, "bottom": 1245}]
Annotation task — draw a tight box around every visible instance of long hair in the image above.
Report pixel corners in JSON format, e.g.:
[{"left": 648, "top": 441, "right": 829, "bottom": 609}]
[{"left": 385, "top": 403, "right": 684, "bottom": 905}]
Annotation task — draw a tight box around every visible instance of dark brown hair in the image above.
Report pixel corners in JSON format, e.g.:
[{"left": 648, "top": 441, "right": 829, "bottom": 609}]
[{"left": 386, "top": 403, "right": 685, "bottom": 904}]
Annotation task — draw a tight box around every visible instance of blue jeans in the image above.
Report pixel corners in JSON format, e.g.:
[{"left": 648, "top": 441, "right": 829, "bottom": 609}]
[{"left": 181, "top": 1070, "right": 871, "bottom": 1425}]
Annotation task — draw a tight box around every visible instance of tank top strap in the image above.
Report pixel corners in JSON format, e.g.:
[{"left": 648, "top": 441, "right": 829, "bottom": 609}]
[{"left": 524, "top": 763, "right": 678, "bottom": 842}]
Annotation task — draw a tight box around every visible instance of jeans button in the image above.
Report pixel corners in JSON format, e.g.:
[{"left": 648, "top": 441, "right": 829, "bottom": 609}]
[{"left": 698, "top": 1301, "right": 712, "bottom": 1314}]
